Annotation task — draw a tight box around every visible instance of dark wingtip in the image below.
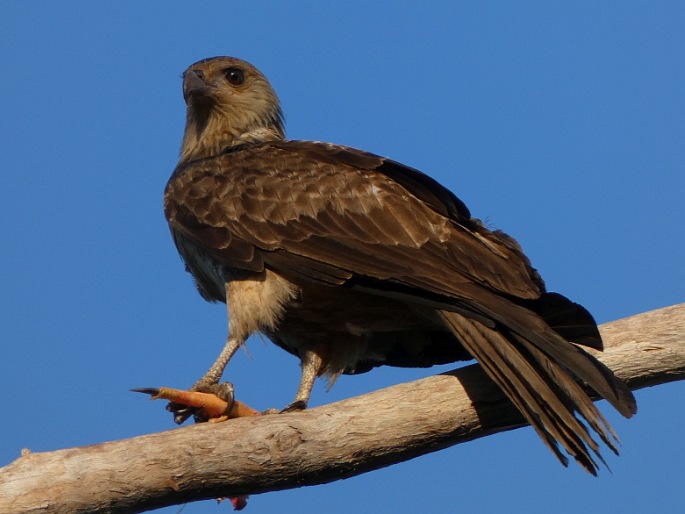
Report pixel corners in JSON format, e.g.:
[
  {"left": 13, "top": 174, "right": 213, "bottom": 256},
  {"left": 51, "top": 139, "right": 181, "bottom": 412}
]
[{"left": 531, "top": 292, "right": 603, "bottom": 350}]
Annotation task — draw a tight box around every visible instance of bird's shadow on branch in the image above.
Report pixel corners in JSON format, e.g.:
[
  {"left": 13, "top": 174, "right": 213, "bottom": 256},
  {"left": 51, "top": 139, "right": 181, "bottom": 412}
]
[{"left": 441, "top": 365, "right": 528, "bottom": 438}]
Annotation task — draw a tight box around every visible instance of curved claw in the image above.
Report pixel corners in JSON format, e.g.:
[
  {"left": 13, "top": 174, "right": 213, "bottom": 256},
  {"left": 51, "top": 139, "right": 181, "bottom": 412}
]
[
  {"left": 281, "top": 400, "right": 308, "bottom": 413},
  {"left": 131, "top": 387, "right": 162, "bottom": 397}
]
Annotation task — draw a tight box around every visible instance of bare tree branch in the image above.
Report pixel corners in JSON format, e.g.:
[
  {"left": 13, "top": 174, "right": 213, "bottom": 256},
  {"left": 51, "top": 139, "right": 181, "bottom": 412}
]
[{"left": 1, "top": 303, "right": 683, "bottom": 513}]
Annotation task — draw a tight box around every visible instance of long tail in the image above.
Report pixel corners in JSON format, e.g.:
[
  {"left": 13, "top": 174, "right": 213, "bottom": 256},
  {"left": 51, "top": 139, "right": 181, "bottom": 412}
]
[{"left": 440, "top": 297, "right": 636, "bottom": 474}]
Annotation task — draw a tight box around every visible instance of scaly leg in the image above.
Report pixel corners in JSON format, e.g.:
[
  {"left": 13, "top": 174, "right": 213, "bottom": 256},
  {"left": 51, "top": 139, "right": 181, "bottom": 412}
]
[
  {"left": 282, "top": 349, "right": 324, "bottom": 412},
  {"left": 192, "top": 336, "right": 243, "bottom": 389}
]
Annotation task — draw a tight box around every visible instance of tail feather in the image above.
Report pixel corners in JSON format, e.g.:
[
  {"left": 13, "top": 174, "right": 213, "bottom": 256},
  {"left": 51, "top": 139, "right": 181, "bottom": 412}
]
[
  {"left": 509, "top": 332, "right": 619, "bottom": 453},
  {"left": 440, "top": 309, "right": 634, "bottom": 474},
  {"left": 465, "top": 292, "right": 637, "bottom": 419}
]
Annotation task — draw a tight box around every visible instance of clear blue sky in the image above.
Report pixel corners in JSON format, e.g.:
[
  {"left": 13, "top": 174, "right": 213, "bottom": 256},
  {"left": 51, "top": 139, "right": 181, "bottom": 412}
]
[{"left": 1, "top": 2, "right": 683, "bottom": 513}]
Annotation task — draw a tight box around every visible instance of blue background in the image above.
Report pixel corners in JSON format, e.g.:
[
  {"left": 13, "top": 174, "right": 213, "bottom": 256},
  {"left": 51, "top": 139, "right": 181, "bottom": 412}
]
[{"left": 1, "top": 2, "right": 683, "bottom": 513}]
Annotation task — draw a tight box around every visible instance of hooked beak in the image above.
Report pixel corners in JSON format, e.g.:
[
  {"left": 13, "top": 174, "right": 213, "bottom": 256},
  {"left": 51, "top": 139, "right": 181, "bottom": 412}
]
[{"left": 183, "top": 70, "right": 215, "bottom": 105}]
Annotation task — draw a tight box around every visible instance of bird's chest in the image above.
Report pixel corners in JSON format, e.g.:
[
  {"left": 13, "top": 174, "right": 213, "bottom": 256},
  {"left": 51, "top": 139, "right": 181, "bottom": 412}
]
[{"left": 172, "top": 230, "right": 240, "bottom": 302}]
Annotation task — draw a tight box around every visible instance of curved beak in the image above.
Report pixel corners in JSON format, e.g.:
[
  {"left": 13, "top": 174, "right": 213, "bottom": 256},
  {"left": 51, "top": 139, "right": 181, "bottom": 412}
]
[{"left": 183, "top": 70, "right": 214, "bottom": 105}]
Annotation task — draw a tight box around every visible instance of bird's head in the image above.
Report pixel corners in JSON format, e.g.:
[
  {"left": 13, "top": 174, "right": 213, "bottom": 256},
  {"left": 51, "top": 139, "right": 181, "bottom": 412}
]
[{"left": 179, "top": 56, "right": 285, "bottom": 164}]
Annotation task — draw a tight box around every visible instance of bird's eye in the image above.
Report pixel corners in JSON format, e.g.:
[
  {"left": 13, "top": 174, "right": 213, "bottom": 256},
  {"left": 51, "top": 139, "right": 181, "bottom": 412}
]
[{"left": 224, "top": 67, "right": 245, "bottom": 86}]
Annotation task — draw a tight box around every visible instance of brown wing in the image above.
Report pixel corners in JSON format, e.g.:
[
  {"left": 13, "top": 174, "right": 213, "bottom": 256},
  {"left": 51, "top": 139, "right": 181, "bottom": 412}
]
[
  {"left": 165, "top": 139, "right": 636, "bottom": 473},
  {"left": 165, "top": 140, "right": 542, "bottom": 305}
]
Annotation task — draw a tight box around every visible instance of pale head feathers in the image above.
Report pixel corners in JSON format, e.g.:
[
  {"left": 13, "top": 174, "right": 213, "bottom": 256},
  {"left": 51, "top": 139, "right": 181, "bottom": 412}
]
[{"left": 179, "top": 56, "right": 285, "bottom": 164}]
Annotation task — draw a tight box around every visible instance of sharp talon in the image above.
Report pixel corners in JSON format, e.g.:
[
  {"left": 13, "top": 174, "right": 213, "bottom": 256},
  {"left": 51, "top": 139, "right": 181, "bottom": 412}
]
[
  {"left": 171, "top": 405, "right": 196, "bottom": 425},
  {"left": 281, "top": 400, "right": 307, "bottom": 413},
  {"left": 203, "top": 383, "right": 236, "bottom": 407}
]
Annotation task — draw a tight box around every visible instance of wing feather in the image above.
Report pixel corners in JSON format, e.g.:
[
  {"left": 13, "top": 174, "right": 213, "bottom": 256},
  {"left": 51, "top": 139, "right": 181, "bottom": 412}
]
[
  {"left": 165, "top": 139, "right": 636, "bottom": 472},
  {"left": 165, "top": 140, "right": 540, "bottom": 303}
]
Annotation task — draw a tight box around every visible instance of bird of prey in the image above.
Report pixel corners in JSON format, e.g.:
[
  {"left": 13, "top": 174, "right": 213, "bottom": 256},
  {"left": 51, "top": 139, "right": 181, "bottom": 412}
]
[{"left": 162, "top": 56, "right": 636, "bottom": 474}]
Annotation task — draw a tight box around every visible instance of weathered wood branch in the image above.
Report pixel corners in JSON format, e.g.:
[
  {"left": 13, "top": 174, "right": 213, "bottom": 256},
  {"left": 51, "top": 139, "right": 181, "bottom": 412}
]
[{"left": 1, "top": 303, "right": 684, "bottom": 513}]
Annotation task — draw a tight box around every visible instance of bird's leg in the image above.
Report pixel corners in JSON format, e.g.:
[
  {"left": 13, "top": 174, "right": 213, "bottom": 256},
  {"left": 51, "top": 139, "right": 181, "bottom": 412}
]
[
  {"left": 282, "top": 349, "right": 324, "bottom": 412},
  {"left": 167, "top": 336, "right": 243, "bottom": 424},
  {"left": 192, "top": 336, "right": 243, "bottom": 390}
]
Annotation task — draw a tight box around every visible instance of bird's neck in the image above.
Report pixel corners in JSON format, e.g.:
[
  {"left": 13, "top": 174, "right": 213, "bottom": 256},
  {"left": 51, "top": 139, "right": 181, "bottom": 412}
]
[{"left": 179, "top": 108, "right": 284, "bottom": 164}]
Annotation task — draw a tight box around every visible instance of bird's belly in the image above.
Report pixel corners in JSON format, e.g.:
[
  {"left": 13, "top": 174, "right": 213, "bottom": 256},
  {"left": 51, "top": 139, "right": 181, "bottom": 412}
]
[{"left": 267, "top": 285, "right": 470, "bottom": 376}]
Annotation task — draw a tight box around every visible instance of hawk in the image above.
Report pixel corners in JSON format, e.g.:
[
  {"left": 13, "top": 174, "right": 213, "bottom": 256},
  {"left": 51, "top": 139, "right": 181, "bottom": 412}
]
[{"left": 162, "top": 56, "right": 636, "bottom": 474}]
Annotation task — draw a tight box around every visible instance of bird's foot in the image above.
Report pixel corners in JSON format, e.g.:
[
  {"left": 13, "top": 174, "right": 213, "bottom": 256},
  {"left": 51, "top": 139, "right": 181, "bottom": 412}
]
[
  {"left": 132, "top": 383, "right": 260, "bottom": 424},
  {"left": 172, "top": 382, "right": 236, "bottom": 424}
]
